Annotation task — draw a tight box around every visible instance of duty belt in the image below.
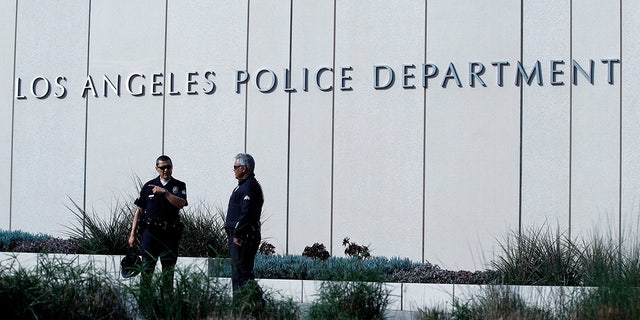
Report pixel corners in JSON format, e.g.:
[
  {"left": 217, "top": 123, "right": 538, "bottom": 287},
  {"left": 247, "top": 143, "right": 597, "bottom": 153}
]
[{"left": 144, "top": 218, "right": 179, "bottom": 230}]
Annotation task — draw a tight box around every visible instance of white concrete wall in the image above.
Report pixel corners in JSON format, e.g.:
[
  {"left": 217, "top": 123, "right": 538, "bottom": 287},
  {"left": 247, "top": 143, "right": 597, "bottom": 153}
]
[
  {"left": 622, "top": 0, "right": 640, "bottom": 243},
  {"left": 11, "top": 0, "right": 89, "bottom": 234},
  {"left": 1, "top": 0, "right": 636, "bottom": 271},
  {"left": 424, "top": 1, "right": 521, "bottom": 269},
  {"left": 333, "top": 0, "right": 426, "bottom": 263},
  {"left": 570, "top": 0, "right": 621, "bottom": 241},
  {"left": 288, "top": 0, "right": 334, "bottom": 255},
  {"left": 0, "top": 0, "right": 16, "bottom": 231},
  {"left": 521, "top": 0, "right": 571, "bottom": 233}
]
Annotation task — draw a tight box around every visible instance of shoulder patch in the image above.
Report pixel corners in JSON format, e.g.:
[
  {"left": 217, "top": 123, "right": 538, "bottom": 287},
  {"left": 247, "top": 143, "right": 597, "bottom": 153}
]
[{"left": 244, "top": 195, "right": 250, "bottom": 200}]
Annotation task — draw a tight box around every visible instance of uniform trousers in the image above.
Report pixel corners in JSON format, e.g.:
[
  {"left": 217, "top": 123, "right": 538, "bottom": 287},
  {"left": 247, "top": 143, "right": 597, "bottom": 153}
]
[{"left": 229, "top": 236, "right": 259, "bottom": 293}]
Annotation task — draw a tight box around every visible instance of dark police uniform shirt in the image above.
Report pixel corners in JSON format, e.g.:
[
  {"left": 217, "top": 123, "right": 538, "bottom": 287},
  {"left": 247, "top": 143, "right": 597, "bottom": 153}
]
[
  {"left": 226, "top": 173, "right": 264, "bottom": 240},
  {"left": 134, "top": 176, "right": 187, "bottom": 223}
]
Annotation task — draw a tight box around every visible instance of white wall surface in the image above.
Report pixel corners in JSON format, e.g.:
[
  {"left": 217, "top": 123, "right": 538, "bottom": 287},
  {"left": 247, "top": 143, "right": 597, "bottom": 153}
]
[
  {"left": 521, "top": 0, "right": 571, "bottom": 233},
  {"left": 11, "top": 0, "right": 89, "bottom": 234},
  {"left": 288, "top": 0, "right": 334, "bottom": 255},
  {"left": 1, "top": 0, "right": 637, "bottom": 271},
  {"left": 333, "top": 0, "right": 425, "bottom": 261},
  {"left": 0, "top": 0, "right": 16, "bottom": 230},
  {"left": 162, "top": 0, "right": 248, "bottom": 213},
  {"left": 84, "top": 0, "right": 166, "bottom": 222},
  {"left": 570, "top": 0, "right": 621, "bottom": 239},
  {"left": 424, "top": 1, "right": 521, "bottom": 269},
  {"left": 244, "top": 0, "right": 292, "bottom": 255},
  {"left": 621, "top": 0, "right": 640, "bottom": 242}
]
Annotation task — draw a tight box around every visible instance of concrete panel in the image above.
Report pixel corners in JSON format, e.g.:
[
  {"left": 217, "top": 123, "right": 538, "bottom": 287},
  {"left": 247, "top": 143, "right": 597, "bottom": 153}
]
[
  {"left": 244, "top": 1, "right": 291, "bottom": 254},
  {"left": 621, "top": 0, "right": 640, "bottom": 242},
  {"left": 0, "top": 252, "right": 39, "bottom": 271},
  {"left": 301, "top": 279, "right": 324, "bottom": 304},
  {"left": 521, "top": 0, "right": 571, "bottom": 232},
  {"left": 287, "top": 0, "right": 334, "bottom": 256},
  {"left": 402, "top": 283, "right": 453, "bottom": 312},
  {"left": 425, "top": 1, "right": 521, "bottom": 270},
  {"left": 84, "top": 0, "right": 166, "bottom": 221},
  {"left": 258, "top": 278, "right": 304, "bottom": 303},
  {"left": 570, "top": 1, "right": 621, "bottom": 239},
  {"left": 333, "top": 0, "right": 425, "bottom": 261},
  {"left": 11, "top": 0, "right": 89, "bottom": 236},
  {"left": 453, "top": 284, "right": 486, "bottom": 306},
  {"left": 162, "top": 1, "right": 248, "bottom": 213},
  {"left": 385, "top": 282, "right": 403, "bottom": 311},
  {"left": 0, "top": 1, "right": 16, "bottom": 230}
]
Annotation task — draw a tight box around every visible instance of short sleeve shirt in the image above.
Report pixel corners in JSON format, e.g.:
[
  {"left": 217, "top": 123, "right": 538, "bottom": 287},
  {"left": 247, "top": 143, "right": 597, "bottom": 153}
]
[{"left": 134, "top": 176, "right": 187, "bottom": 222}]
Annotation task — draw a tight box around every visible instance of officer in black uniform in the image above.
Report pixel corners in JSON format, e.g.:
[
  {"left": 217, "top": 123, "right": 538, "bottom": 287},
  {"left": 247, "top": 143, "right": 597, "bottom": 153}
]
[
  {"left": 129, "top": 155, "right": 187, "bottom": 292},
  {"left": 225, "top": 153, "right": 264, "bottom": 293}
]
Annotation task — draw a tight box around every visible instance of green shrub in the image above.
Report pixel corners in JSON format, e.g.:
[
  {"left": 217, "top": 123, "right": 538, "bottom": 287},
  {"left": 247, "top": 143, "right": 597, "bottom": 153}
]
[
  {"left": 179, "top": 202, "right": 228, "bottom": 258},
  {"left": 64, "top": 196, "right": 229, "bottom": 257},
  {"left": 305, "top": 256, "right": 387, "bottom": 282},
  {"left": 254, "top": 254, "right": 405, "bottom": 282},
  {"left": 0, "top": 229, "right": 52, "bottom": 251},
  {"left": 66, "top": 197, "right": 133, "bottom": 255},
  {"left": 307, "top": 281, "right": 390, "bottom": 320},
  {"left": 492, "top": 225, "right": 582, "bottom": 286},
  {"left": 135, "top": 266, "right": 233, "bottom": 319},
  {"left": 570, "top": 286, "right": 640, "bottom": 319},
  {"left": 455, "top": 286, "right": 552, "bottom": 320},
  {"left": 254, "top": 254, "right": 313, "bottom": 280},
  {"left": 0, "top": 255, "right": 130, "bottom": 319}
]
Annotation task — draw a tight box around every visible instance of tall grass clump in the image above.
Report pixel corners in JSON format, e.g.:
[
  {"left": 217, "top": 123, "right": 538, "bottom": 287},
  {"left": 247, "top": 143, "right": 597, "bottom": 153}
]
[
  {"left": 307, "top": 281, "right": 390, "bottom": 320},
  {"left": 66, "top": 197, "right": 134, "bottom": 255},
  {"left": 491, "top": 223, "right": 640, "bottom": 318},
  {"left": 135, "top": 266, "right": 233, "bottom": 319},
  {"left": 566, "top": 232, "right": 640, "bottom": 319},
  {"left": 179, "top": 202, "right": 229, "bottom": 258},
  {"left": 0, "top": 254, "right": 130, "bottom": 319},
  {"left": 492, "top": 225, "right": 582, "bottom": 286},
  {"left": 454, "top": 286, "right": 552, "bottom": 320},
  {"left": 414, "top": 286, "right": 552, "bottom": 320},
  {"left": 231, "top": 279, "right": 300, "bottom": 320},
  {"left": 65, "top": 196, "right": 229, "bottom": 257}
]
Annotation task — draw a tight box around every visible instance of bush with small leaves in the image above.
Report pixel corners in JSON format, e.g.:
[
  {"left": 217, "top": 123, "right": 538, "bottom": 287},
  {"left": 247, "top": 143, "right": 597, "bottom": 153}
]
[
  {"left": 343, "top": 237, "right": 371, "bottom": 260},
  {"left": 259, "top": 241, "right": 276, "bottom": 256},
  {"left": 302, "top": 242, "right": 330, "bottom": 260}
]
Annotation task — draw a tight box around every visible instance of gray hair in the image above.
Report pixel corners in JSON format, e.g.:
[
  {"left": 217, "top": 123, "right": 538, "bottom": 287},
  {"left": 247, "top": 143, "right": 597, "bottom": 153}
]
[{"left": 235, "top": 153, "right": 255, "bottom": 171}]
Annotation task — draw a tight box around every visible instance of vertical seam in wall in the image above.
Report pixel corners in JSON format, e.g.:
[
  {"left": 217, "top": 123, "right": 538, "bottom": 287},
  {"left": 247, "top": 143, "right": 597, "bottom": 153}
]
[
  {"left": 330, "top": 0, "right": 336, "bottom": 255},
  {"left": 286, "top": 0, "right": 293, "bottom": 255},
  {"left": 618, "top": 0, "right": 623, "bottom": 250},
  {"left": 568, "top": 0, "right": 573, "bottom": 240},
  {"left": 518, "top": 0, "right": 524, "bottom": 237},
  {"left": 9, "top": 0, "right": 19, "bottom": 230},
  {"left": 422, "top": 0, "right": 427, "bottom": 263},
  {"left": 244, "top": 0, "right": 250, "bottom": 152},
  {"left": 161, "top": 0, "right": 169, "bottom": 155},
  {"left": 83, "top": 0, "right": 93, "bottom": 235}
]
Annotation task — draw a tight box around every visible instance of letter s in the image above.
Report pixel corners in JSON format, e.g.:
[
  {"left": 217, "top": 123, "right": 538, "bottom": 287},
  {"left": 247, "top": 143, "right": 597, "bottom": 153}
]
[
  {"left": 54, "top": 76, "right": 67, "bottom": 98},
  {"left": 203, "top": 71, "right": 216, "bottom": 95}
]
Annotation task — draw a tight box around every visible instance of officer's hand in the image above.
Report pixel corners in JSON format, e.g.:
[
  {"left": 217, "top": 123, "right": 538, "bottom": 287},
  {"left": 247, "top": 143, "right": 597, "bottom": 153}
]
[
  {"left": 233, "top": 237, "right": 243, "bottom": 247},
  {"left": 149, "top": 184, "right": 167, "bottom": 195},
  {"left": 128, "top": 234, "right": 135, "bottom": 247}
]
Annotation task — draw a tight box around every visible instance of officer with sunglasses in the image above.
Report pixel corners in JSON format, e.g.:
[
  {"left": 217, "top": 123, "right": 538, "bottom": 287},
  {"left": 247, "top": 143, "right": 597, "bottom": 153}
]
[{"left": 129, "top": 155, "right": 187, "bottom": 294}]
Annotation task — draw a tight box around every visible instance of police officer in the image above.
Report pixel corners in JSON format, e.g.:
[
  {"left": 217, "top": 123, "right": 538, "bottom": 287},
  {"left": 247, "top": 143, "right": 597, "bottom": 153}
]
[
  {"left": 226, "top": 153, "right": 264, "bottom": 293},
  {"left": 129, "top": 155, "right": 187, "bottom": 292}
]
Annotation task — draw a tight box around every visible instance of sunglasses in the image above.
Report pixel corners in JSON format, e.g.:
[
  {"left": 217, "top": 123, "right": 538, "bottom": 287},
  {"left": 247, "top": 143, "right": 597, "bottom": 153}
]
[
  {"left": 157, "top": 165, "right": 173, "bottom": 170},
  {"left": 233, "top": 165, "right": 245, "bottom": 170}
]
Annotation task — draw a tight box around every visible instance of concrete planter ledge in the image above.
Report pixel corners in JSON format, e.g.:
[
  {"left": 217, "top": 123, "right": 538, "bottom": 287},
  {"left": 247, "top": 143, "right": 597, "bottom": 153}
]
[{"left": 0, "top": 252, "right": 589, "bottom": 313}]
